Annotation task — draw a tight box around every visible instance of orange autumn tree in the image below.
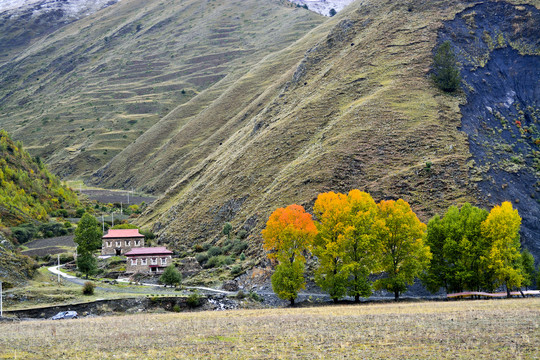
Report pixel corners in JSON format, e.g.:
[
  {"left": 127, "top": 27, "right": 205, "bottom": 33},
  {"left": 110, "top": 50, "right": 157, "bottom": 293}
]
[
  {"left": 262, "top": 204, "right": 317, "bottom": 305},
  {"left": 373, "top": 199, "right": 431, "bottom": 301}
]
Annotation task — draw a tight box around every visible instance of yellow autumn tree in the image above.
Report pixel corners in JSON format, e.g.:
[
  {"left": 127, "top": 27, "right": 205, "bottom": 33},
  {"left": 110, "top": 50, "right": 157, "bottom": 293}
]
[
  {"left": 481, "top": 201, "right": 523, "bottom": 297},
  {"left": 313, "top": 191, "right": 350, "bottom": 302},
  {"left": 262, "top": 204, "right": 317, "bottom": 305},
  {"left": 373, "top": 199, "right": 431, "bottom": 301}
]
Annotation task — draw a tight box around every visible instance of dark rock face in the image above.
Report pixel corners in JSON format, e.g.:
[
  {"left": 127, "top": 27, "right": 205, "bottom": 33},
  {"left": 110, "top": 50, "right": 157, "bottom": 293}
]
[{"left": 439, "top": 2, "right": 540, "bottom": 259}]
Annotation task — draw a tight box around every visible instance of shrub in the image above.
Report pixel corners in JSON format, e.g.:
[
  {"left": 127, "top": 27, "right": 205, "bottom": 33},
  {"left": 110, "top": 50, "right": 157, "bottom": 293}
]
[
  {"left": 236, "top": 229, "right": 248, "bottom": 240},
  {"left": 160, "top": 265, "right": 182, "bottom": 287},
  {"left": 82, "top": 281, "right": 95, "bottom": 295},
  {"left": 329, "top": 8, "right": 336, "bottom": 16},
  {"left": 231, "top": 265, "right": 243, "bottom": 276},
  {"left": 59, "top": 253, "right": 74, "bottom": 264},
  {"left": 195, "top": 252, "right": 209, "bottom": 264},
  {"left": 173, "top": 304, "right": 181, "bottom": 312},
  {"left": 204, "top": 255, "right": 233, "bottom": 269},
  {"left": 432, "top": 40, "right": 461, "bottom": 92},
  {"left": 236, "top": 290, "right": 246, "bottom": 299},
  {"left": 239, "top": 253, "right": 246, "bottom": 261},
  {"left": 249, "top": 291, "right": 263, "bottom": 302},
  {"left": 222, "top": 222, "right": 232, "bottom": 238},
  {"left": 232, "top": 240, "right": 248, "bottom": 255},
  {"left": 186, "top": 292, "right": 201, "bottom": 308},
  {"left": 208, "top": 246, "right": 223, "bottom": 257},
  {"left": 193, "top": 244, "right": 204, "bottom": 252}
]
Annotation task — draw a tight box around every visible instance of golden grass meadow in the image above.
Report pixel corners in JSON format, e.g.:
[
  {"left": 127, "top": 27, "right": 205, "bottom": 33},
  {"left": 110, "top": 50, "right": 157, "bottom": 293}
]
[{"left": 1, "top": 298, "right": 538, "bottom": 359}]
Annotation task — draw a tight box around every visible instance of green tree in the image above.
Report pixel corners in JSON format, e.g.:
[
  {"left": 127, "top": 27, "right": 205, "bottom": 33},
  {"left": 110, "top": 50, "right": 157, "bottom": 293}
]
[
  {"left": 482, "top": 202, "right": 523, "bottom": 297},
  {"left": 74, "top": 213, "right": 103, "bottom": 253},
  {"left": 271, "top": 260, "right": 306, "bottom": 305},
  {"left": 77, "top": 251, "right": 97, "bottom": 279},
  {"left": 222, "top": 222, "right": 233, "bottom": 239},
  {"left": 432, "top": 40, "right": 461, "bottom": 92},
  {"left": 262, "top": 204, "right": 317, "bottom": 305},
  {"left": 520, "top": 249, "right": 536, "bottom": 290},
  {"left": 160, "top": 265, "right": 182, "bottom": 287},
  {"left": 422, "top": 204, "right": 489, "bottom": 293},
  {"left": 373, "top": 199, "right": 431, "bottom": 301}
]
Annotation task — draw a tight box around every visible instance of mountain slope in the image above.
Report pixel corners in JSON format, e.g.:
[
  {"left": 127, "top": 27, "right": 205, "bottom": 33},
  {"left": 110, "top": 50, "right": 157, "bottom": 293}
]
[
  {"left": 0, "top": 130, "right": 79, "bottom": 227},
  {"left": 117, "top": 0, "right": 538, "bottom": 260},
  {"left": 0, "top": 0, "right": 324, "bottom": 179}
]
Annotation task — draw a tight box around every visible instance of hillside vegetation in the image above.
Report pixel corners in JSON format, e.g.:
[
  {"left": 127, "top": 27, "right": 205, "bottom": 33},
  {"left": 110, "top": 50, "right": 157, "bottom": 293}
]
[
  {"left": 1, "top": 0, "right": 539, "bottom": 261},
  {"left": 120, "top": 0, "right": 537, "bottom": 260},
  {"left": 0, "top": 0, "right": 324, "bottom": 179},
  {"left": 0, "top": 299, "right": 538, "bottom": 359},
  {"left": 0, "top": 130, "right": 78, "bottom": 227}
]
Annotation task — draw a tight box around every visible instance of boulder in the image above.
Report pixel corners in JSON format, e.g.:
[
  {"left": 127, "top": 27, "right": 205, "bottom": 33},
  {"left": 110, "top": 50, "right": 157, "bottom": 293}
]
[
  {"left": 222, "top": 280, "right": 238, "bottom": 292},
  {"left": 178, "top": 257, "right": 202, "bottom": 277}
]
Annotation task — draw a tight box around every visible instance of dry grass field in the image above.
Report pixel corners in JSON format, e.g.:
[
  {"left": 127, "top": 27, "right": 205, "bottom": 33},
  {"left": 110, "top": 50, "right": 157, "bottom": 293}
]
[{"left": 1, "top": 298, "right": 538, "bottom": 359}]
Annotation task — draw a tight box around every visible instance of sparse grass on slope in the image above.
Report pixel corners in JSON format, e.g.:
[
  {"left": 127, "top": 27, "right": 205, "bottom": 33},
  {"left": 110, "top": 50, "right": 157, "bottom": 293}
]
[
  {"left": 132, "top": 0, "right": 489, "bottom": 253},
  {"left": 0, "top": 299, "right": 538, "bottom": 359},
  {"left": 0, "top": 0, "right": 324, "bottom": 179}
]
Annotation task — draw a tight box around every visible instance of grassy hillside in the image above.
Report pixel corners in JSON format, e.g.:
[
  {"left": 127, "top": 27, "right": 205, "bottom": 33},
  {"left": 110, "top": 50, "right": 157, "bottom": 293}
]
[
  {"left": 103, "top": 0, "right": 536, "bottom": 259},
  {"left": 0, "top": 0, "right": 324, "bottom": 178},
  {"left": 0, "top": 130, "right": 78, "bottom": 227},
  {"left": 122, "top": 0, "right": 480, "bottom": 249},
  {"left": 1, "top": 299, "right": 538, "bottom": 358}
]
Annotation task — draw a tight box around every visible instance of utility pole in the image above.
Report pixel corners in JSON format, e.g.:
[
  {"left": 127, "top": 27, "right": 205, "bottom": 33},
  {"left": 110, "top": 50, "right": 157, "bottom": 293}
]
[
  {"left": 112, "top": 212, "right": 115, "bottom": 227},
  {"left": 102, "top": 215, "right": 105, "bottom": 233},
  {"left": 127, "top": 190, "right": 130, "bottom": 205},
  {"left": 0, "top": 281, "right": 3, "bottom": 318},
  {"left": 57, "top": 254, "right": 60, "bottom": 283},
  {"left": 121, "top": 202, "right": 123, "bottom": 215}
]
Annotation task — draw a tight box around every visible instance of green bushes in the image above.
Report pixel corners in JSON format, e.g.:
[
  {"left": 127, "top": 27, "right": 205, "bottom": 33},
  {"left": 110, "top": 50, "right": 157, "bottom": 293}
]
[
  {"left": 186, "top": 292, "right": 201, "bottom": 308},
  {"left": 10, "top": 221, "right": 70, "bottom": 244},
  {"left": 207, "top": 246, "right": 223, "bottom": 257},
  {"left": 432, "top": 40, "right": 461, "bottom": 92},
  {"left": 204, "top": 255, "right": 233, "bottom": 269},
  {"left": 82, "top": 281, "right": 95, "bottom": 295}
]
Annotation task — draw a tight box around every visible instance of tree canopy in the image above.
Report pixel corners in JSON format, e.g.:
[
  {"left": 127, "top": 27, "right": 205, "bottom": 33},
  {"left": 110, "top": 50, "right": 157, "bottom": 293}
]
[{"left": 372, "top": 199, "right": 431, "bottom": 301}]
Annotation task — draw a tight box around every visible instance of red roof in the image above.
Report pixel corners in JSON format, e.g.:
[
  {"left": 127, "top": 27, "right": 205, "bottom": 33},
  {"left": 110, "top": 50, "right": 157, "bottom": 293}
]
[
  {"left": 125, "top": 247, "right": 172, "bottom": 256},
  {"left": 103, "top": 229, "right": 144, "bottom": 239}
]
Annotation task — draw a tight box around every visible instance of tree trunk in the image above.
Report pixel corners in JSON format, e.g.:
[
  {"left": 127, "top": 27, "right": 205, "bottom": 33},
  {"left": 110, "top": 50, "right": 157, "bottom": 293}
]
[
  {"left": 333, "top": 298, "right": 338, "bottom": 304},
  {"left": 394, "top": 290, "right": 399, "bottom": 301},
  {"left": 290, "top": 298, "right": 295, "bottom": 306},
  {"left": 355, "top": 294, "right": 360, "bottom": 303},
  {"left": 506, "top": 284, "right": 511, "bottom": 298}
]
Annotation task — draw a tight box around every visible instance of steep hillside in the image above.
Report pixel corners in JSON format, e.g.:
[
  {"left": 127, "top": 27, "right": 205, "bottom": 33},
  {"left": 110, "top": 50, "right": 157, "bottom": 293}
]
[
  {"left": 0, "top": 0, "right": 119, "bottom": 66},
  {"left": 109, "top": 0, "right": 538, "bottom": 260},
  {"left": 438, "top": 2, "right": 540, "bottom": 261},
  {"left": 0, "top": 130, "right": 79, "bottom": 227},
  {"left": 0, "top": 0, "right": 324, "bottom": 178}
]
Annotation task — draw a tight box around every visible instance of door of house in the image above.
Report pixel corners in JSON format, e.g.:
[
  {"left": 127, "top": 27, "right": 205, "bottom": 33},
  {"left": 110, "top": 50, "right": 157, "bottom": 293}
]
[{"left": 115, "top": 248, "right": 121, "bottom": 256}]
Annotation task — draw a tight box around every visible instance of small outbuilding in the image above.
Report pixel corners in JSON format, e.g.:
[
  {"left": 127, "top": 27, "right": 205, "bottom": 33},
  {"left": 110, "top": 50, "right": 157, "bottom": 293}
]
[
  {"left": 101, "top": 229, "right": 145, "bottom": 256},
  {"left": 124, "top": 247, "right": 173, "bottom": 274}
]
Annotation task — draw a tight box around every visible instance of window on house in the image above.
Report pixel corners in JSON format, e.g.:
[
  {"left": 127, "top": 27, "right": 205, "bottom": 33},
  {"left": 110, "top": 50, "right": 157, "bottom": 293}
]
[
  {"left": 131, "top": 258, "right": 137, "bottom": 266},
  {"left": 141, "top": 258, "right": 147, "bottom": 265},
  {"left": 107, "top": 242, "right": 112, "bottom": 247},
  {"left": 160, "top": 257, "right": 167, "bottom": 265},
  {"left": 151, "top": 258, "right": 157, "bottom": 265},
  {"left": 116, "top": 241, "right": 121, "bottom": 247},
  {"left": 135, "top": 240, "right": 140, "bottom": 246},
  {"left": 126, "top": 241, "right": 131, "bottom": 246}
]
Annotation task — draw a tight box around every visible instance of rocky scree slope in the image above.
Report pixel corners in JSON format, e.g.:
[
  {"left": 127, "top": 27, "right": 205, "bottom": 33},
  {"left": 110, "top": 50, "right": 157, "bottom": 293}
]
[
  {"left": 125, "top": 0, "right": 540, "bottom": 258},
  {"left": 438, "top": 2, "right": 540, "bottom": 259},
  {"left": 0, "top": 0, "right": 324, "bottom": 179}
]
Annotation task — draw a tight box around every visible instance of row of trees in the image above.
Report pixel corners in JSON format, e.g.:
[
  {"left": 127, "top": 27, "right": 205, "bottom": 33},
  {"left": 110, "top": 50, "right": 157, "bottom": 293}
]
[{"left": 262, "top": 190, "right": 533, "bottom": 304}]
